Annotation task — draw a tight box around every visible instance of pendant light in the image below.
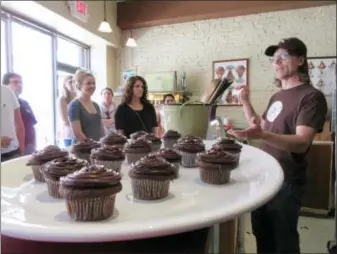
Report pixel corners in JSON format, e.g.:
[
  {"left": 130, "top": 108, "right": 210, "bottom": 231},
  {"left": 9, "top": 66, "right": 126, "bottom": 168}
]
[
  {"left": 126, "top": 30, "right": 137, "bottom": 47},
  {"left": 98, "top": 0, "right": 112, "bottom": 33}
]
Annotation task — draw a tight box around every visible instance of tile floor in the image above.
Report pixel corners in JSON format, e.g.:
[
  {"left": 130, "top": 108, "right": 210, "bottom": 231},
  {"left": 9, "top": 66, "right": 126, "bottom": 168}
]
[{"left": 243, "top": 213, "right": 335, "bottom": 253}]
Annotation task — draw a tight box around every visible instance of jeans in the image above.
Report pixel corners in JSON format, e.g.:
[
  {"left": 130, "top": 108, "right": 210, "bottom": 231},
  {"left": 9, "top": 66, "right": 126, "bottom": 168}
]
[
  {"left": 64, "top": 139, "right": 74, "bottom": 147},
  {"left": 251, "top": 182, "right": 304, "bottom": 253}
]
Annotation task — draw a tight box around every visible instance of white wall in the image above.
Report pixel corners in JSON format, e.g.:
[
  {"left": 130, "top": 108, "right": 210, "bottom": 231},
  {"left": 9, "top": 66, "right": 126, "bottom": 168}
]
[{"left": 121, "top": 5, "right": 336, "bottom": 128}]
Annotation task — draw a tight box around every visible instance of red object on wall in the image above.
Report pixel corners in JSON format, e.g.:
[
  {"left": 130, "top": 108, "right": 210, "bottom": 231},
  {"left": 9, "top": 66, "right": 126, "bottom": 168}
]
[{"left": 75, "top": 0, "right": 87, "bottom": 15}]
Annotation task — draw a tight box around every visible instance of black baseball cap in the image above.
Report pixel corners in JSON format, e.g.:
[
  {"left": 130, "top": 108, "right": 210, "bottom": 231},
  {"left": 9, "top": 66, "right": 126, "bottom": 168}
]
[{"left": 265, "top": 37, "right": 307, "bottom": 57}]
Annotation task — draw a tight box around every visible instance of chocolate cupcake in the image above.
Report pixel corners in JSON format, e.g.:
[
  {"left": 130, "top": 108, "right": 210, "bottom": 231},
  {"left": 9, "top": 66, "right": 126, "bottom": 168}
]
[
  {"left": 130, "top": 131, "right": 147, "bottom": 140},
  {"left": 91, "top": 145, "right": 125, "bottom": 172},
  {"left": 59, "top": 165, "right": 122, "bottom": 221},
  {"left": 162, "top": 130, "right": 181, "bottom": 149},
  {"left": 71, "top": 139, "right": 100, "bottom": 161},
  {"left": 128, "top": 155, "right": 176, "bottom": 200},
  {"left": 138, "top": 133, "right": 162, "bottom": 151},
  {"left": 154, "top": 148, "right": 181, "bottom": 178},
  {"left": 100, "top": 132, "right": 127, "bottom": 148},
  {"left": 212, "top": 137, "right": 243, "bottom": 159},
  {"left": 174, "top": 136, "right": 205, "bottom": 168},
  {"left": 26, "top": 145, "right": 68, "bottom": 182},
  {"left": 124, "top": 139, "right": 152, "bottom": 164},
  {"left": 196, "top": 148, "right": 239, "bottom": 185},
  {"left": 42, "top": 156, "right": 88, "bottom": 198}
]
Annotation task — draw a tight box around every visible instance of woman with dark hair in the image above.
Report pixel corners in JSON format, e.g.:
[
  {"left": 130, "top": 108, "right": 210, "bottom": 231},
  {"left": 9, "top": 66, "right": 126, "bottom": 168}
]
[
  {"left": 99, "top": 87, "right": 117, "bottom": 134},
  {"left": 114, "top": 76, "right": 158, "bottom": 138},
  {"left": 162, "top": 93, "right": 175, "bottom": 104},
  {"left": 57, "top": 75, "right": 76, "bottom": 147}
]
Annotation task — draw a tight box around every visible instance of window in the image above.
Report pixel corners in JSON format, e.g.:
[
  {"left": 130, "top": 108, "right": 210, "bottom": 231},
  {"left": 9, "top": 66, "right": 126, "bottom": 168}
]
[
  {"left": 57, "top": 37, "right": 85, "bottom": 67},
  {"left": 1, "top": 10, "right": 90, "bottom": 148},
  {"left": 12, "top": 21, "right": 55, "bottom": 149},
  {"left": 1, "top": 20, "right": 7, "bottom": 79}
]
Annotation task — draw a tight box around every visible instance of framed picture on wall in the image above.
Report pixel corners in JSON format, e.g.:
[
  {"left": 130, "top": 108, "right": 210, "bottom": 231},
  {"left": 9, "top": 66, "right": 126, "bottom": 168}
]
[
  {"left": 212, "top": 58, "right": 249, "bottom": 106},
  {"left": 307, "top": 56, "right": 336, "bottom": 125},
  {"left": 307, "top": 56, "right": 336, "bottom": 96}
]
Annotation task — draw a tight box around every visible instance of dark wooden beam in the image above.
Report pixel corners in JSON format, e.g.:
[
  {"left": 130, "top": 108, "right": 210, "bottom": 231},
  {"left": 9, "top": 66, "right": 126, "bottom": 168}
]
[{"left": 117, "top": 1, "right": 336, "bottom": 30}]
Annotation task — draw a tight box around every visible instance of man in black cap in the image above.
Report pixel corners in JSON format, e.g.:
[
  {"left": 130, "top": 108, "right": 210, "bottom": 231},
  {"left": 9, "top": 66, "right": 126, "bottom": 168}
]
[{"left": 229, "top": 37, "right": 328, "bottom": 253}]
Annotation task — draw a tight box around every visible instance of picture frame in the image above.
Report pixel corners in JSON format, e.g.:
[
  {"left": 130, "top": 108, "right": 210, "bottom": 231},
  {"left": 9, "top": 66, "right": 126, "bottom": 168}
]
[
  {"left": 307, "top": 56, "right": 336, "bottom": 122},
  {"left": 307, "top": 56, "right": 336, "bottom": 97},
  {"left": 212, "top": 58, "right": 249, "bottom": 106}
]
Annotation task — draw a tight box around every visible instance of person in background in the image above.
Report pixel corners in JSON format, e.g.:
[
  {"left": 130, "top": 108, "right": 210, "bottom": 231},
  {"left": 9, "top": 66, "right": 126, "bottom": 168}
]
[
  {"left": 229, "top": 37, "right": 328, "bottom": 253},
  {"left": 2, "top": 72, "right": 36, "bottom": 155},
  {"left": 1, "top": 85, "right": 25, "bottom": 161},
  {"left": 162, "top": 93, "right": 176, "bottom": 105},
  {"left": 115, "top": 76, "right": 158, "bottom": 138},
  {"left": 99, "top": 87, "right": 117, "bottom": 135},
  {"left": 57, "top": 75, "right": 76, "bottom": 147},
  {"left": 68, "top": 70, "right": 104, "bottom": 142},
  {"left": 157, "top": 93, "right": 176, "bottom": 136}
]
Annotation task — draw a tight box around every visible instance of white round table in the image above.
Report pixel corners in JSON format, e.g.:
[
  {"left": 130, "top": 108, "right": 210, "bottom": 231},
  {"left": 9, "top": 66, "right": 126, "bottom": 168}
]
[{"left": 1, "top": 141, "right": 284, "bottom": 243}]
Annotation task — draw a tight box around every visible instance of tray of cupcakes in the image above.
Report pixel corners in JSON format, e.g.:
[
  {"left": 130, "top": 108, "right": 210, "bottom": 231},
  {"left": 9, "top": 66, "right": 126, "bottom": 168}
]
[{"left": 19, "top": 130, "right": 243, "bottom": 223}]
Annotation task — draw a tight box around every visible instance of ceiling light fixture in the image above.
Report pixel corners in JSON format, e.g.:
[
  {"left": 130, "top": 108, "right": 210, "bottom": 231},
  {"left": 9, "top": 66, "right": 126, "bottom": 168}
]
[
  {"left": 126, "top": 30, "right": 137, "bottom": 47},
  {"left": 98, "top": 0, "right": 112, "bottom": 33}
]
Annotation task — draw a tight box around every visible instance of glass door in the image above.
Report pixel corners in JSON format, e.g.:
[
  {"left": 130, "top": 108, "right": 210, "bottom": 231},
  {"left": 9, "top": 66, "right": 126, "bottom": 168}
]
[{"left": 11, "top": 21, "right": 55, "bottom": 150}]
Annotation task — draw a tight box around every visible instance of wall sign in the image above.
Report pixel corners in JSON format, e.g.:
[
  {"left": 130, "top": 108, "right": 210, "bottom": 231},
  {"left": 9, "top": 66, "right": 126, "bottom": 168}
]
[{"left": 68, "top": 0, "right": 90, "bottom": 23}]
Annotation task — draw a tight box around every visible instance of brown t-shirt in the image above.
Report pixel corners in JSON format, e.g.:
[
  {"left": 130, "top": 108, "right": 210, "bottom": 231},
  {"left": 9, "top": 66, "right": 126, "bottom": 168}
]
[{"left": 261, "top": 84, "right": 327, "bottom": 184}]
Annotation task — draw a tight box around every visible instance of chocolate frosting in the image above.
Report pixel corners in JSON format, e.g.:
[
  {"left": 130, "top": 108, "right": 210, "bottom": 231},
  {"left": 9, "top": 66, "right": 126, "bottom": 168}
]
[
  {"left": 154, "top": 148, "right": 181, "bottom": 162},
  {"left": 174, "top": 136, "right": 205, "bottom": 153},
  {"left": 130, "top": 131, "right": 147, "bottom": 140},
  {"left": 212, "top": 138, "right": 242, "bottom": 151},
  {"left": 60, "top": 165, "right": 122, "bottom": 189},
  {"left": 124, "top": 139, "right": 152, "bottom": 153},
  {"left": 26, "top": 145, "right": 68, "bottom": 166},
  {"left": 43, "top": 156, "right": 88, "bottom": 180},
  {"left": 71, "top": 139, "right": 101, "bottom": 153},
  {"left": 100, "top": 132, "right": 127, "bottom": 146},
  {"left": 162, "top": 130, "right": 181, "bottom": 139},
  {"left": 196, "top": 148, "right": 238, "bottom": 170},
  {"left": 197, "top": 148, "right": 237, "bottom": 164},
  {"left": 91, "top": 145, "right": 125, "bottom": 161},
  {"left": 138, "top": 133, "right": 162, "bottom": 144},
  {"left": 180, "top": 135, "right": 203, "bottom": 142},
  {"left": 128, "top": 155, "right": 176, "bottom": 180}
]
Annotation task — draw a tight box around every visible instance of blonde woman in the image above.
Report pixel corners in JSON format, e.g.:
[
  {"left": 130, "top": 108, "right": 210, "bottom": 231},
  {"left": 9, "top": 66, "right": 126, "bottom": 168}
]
[
  {"left": 68, "top": 70, "right": 104, "bottom": 142},
  {"left": 58, "top": 75, "right": 76, "bottom": 147}
]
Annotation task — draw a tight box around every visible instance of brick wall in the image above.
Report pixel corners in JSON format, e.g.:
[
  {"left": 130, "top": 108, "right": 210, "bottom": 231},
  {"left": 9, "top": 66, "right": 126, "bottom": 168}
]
[{"left": 120, "top": 5, "right": 336, "bottom": 128}]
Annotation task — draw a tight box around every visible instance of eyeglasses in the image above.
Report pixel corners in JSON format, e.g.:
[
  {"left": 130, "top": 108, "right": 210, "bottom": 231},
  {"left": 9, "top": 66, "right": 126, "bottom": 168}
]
[
  {"left": 9, "top": 79, "right": 22, "bottom": 85},
  {"left": 269, "top": 53, "right": 290, "bottom": 63}
]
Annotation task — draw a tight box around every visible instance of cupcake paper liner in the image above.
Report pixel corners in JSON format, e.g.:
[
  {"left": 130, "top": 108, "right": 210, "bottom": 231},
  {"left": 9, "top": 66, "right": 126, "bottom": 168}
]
[
  {"left": 31, "top": 165, "right": 45, "bottom": 182},
  {"left": 45, "top": 178, "right": 62, "bottom": 198},
  {"left": 179, "top": 151, "right": 198, "bottom": 168},
  {"left": 91, "top": 159, "right": 124, "bottom": 172},
  {"left": 199, "top": 168, "right": 231, "bottom": 185},
  {"left": 65, "top": 195, "right": 116, "bottom": 221},
  {"left": 126, "top": 152, "right": 149, "bottom": 165},
  {"left": 151, "top": 143, "right": 162, "bottom": 152},
  {"left": 131, "top": 179, "right": 170, "bottom": 200},
  {"left": 163, "top": 139, "right": 178, "bottom": 149}
]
